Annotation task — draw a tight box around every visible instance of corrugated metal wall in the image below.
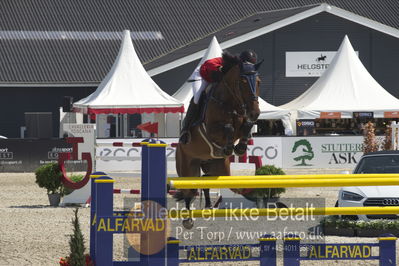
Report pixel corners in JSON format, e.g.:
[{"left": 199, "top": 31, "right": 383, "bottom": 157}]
[{"left": 155, "top": 12, "right": 399, "bottom": 106}]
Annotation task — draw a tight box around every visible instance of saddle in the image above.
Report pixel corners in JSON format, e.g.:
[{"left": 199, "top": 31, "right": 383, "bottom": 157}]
[{"left": 193, "top": 83, "right": 215, "bottom": 127}]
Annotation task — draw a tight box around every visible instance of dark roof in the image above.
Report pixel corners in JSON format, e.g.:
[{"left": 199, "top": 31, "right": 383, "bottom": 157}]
[
  {"left": 145, "top": 5, "right": 316, "bottom": 70},
  {"left": 0, "top": 0, "right": 399, "bottom": 84}
]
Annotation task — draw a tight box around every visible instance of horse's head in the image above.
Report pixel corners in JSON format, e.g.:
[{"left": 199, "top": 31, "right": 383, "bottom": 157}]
[{"left": 221, "top": 54, "right": 261, "bottom": 122}]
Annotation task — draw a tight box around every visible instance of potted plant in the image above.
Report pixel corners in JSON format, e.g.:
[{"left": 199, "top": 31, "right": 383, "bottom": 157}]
[
  {"left": 241, "top": 165, "right": 286, "bottom": 208},
  {"left": 62, "top": 174, "right": 85, "bottom": 196},
  {"left": 35, "top": 162, "right": 63, "bottom": 206}
]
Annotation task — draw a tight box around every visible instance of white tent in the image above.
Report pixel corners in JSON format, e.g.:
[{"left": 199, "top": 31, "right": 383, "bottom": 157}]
[
  {"left": 173, "top": 36, "right": 223, "bottom": 110},
  {"left": 73, "top": 30, "right": 183, "bottom": 115},
  {"left": 258, "top": 98, "right": 290, "bottom": 119},
  {"left": 280, "top": 35, "right": 399, "bottom": 119},
  {"left": 73, "top": 30, "right": 183, "bottom": 137},
  {"left": 258, "top": 99, "right": 293, "bottom": 135},
  {"left": 169, "top": 36, "right": 292, "bottom": 135}
]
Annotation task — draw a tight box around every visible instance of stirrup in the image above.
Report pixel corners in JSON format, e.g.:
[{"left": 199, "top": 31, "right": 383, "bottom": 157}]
[{"left": 179, "top": 130, "right": 191, "bottom": 144}]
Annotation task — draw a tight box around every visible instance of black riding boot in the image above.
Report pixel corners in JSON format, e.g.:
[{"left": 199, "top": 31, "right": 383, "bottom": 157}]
[{"left": 179, "top": 99, "right": 200, "bottom": 144}]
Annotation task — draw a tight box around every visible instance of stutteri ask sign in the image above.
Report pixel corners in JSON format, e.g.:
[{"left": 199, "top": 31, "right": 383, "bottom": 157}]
[{"left": 282, "top": 136, "right": 365, "bottom": 169}]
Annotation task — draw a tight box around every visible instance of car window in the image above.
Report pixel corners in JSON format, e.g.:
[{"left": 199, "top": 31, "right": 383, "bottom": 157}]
[{"left": 355, "top": 155, "right": 399, "bottom": 173}]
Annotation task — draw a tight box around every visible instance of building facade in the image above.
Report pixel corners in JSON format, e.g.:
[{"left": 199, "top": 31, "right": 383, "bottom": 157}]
[{"left": 1, "top": 1, "right": 399, "bottom": 138}]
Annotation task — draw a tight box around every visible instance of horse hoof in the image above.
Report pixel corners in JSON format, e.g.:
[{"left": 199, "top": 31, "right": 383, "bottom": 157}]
[
  {"left": 182, "top": 218, "right": 194, "bottom": 229},
  {"left": 234, "top": 143, "right": 247, "bottom": 156},
  {"left": 223, "top": 147, "right": 233, "bottom": 156}
]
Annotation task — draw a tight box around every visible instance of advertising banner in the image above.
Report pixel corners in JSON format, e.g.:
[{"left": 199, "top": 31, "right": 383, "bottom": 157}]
[
  {"left": 282, "top": 136, "right": 368, "bottom": 169},
  {"left": 296, "top": 120, "right": 315, "bottom": 136},
  {"left": 96, "top": 138, "right": 179, "bottom": 172},
  {"left": 286, "top": 51, "right": 358, "bottom": 77},
  {"left": 63, "top": 123, "right": 96, "bottom": 162},
  {"left": 96, "top": 137, "right": 283, "bottom": 172},
  {"left": 0, "top": 139, "right": 73, "bottom": 172}
]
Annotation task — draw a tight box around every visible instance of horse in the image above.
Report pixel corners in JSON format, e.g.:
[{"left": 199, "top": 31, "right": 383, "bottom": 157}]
[{"left": 174, "top": 53, "right": 262, "bottom": 229}]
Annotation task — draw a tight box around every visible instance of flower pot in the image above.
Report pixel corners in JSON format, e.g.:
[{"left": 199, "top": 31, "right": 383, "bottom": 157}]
[{"left": 48, "top": 193, "right": 61, "bottom": 206}]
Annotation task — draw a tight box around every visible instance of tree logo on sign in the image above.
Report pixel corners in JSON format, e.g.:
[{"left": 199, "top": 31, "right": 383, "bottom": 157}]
[{"left": 292, "top": 139, "right": 314, "bottom": 166}]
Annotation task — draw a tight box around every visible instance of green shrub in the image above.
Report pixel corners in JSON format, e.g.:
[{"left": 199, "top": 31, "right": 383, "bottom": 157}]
[
  {"left": 321, "top": 215, "right": 399, "bottom": 230},
  {"left": 62, "top": 174, "right": 84, "bottom": 196},
  {"left": 35, "top": 162, "right": 63, "bottom": 195},
  {"left": 242, "top": 165, "right": 286, "bottom": 202}
]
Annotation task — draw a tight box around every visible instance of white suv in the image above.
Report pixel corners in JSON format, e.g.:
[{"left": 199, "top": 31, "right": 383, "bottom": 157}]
[{"left": 337, "top": 151, "right": 399, "bottom": 221}]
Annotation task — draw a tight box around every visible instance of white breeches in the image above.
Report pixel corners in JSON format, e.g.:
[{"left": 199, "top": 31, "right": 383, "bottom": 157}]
[{"left": 191, "top": 70, "right": 209, "bottom": 104}]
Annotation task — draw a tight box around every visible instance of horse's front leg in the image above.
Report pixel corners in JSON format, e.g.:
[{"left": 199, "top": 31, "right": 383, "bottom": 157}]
[
  {"left": 223, "top": 124, "right": 234, "bottom": 156},
  {"left": 182, "top": 193, "right": 195, "bottom": 229},
  {"left": 234, "top": 120, "right": 254, "bottom": 156}
]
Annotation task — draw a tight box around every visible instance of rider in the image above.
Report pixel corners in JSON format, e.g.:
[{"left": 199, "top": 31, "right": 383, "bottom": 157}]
[{"left": 179, "top": 50, "right": 258, "bottom": 144}]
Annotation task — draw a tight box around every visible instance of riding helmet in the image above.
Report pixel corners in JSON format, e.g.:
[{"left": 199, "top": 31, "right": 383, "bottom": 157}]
[{"left": 239, "top": 50, "right": 257, "bottom": 64}]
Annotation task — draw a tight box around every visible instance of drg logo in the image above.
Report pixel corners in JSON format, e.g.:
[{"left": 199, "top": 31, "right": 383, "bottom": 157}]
[{"left": 291, "top": 139, "right": 314, "bottom": 166}]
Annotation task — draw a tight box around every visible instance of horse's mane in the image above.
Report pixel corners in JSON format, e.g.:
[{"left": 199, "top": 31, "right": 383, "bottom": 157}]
[{"left": 221, "top": 52, "right": 240, "bottom": 74}]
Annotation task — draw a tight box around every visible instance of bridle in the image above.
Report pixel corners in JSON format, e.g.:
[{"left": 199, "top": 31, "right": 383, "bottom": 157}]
[
  {"left": 240, "top": 61, "right": 259, "bottom": 102},
  {"left": 213, "top": 62, "right": 259, "bottom": 118}
]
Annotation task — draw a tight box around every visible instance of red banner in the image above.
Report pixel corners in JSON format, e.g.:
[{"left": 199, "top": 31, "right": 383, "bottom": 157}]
[
  {"left": 137, "top": 122, "right": 158, "bottom": 134},
  {"left": 320, "top": 112, "right": 341, "bottom": 119},
  {"left": 384, "top": 111, "right": 399, "bottom": 118}
]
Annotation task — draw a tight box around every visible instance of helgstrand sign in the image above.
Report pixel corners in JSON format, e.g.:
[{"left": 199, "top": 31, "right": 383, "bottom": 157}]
[{"left": 286, "top": 51, "right": 358, "bottom": 77}]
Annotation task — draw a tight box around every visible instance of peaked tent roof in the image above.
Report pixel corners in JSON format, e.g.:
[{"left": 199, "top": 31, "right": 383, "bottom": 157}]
[
  {"left": 258, "top": 99, "right": 290, "bottom": 120},
  {"left": 280, "top": 35, "right": 399, "bottom": 118},
  {"left": 173, "top": 36, "right": 223, "bottom": 111},
  {"left": 73, "top": 30, "right": 184, "bottom": 114},
  {"left": 173, "top": 36, "right": 290, "bottom": 119}
]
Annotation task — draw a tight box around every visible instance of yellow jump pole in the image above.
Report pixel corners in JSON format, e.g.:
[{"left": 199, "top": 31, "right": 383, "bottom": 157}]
[
  {"left": 168, "top": 206, "right": 399, "bottom": 219},
  {"left": 169, "top": 177, "right": 399, "bottom": 189},
  {"left": 167, "top": 173, "right": 399, "bottom": 183}
]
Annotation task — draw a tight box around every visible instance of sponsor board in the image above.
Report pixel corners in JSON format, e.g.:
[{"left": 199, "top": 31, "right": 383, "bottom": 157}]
[
  {"left": 0, "top": 139, "right": 74, "bottom": 172},
  {"left": 286, "top": 51, "right": 358, "bottom": 77},
  {"left": 63, "top": 123, "right": 96, "bottom": 162},
  {"left": 282, "top": 136, "right": 375, "bottom": 169},
  {"left": 95, "top": 137, "right": 283, "bottom": 172}
]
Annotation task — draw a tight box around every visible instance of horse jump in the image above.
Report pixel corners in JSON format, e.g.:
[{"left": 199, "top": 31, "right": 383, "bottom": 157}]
[{"left": 89, "top": 140, "right": 398, "bottom": 265}]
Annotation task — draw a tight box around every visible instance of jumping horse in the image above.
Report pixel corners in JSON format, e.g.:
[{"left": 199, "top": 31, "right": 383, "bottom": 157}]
[{"left": 175, "top": 53, "right": 262, "bottom": 229}]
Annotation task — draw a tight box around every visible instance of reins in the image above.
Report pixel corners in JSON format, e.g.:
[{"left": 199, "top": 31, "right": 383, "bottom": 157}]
[{"left": 209, "top": 65, "right": 259, "bottom": 118}]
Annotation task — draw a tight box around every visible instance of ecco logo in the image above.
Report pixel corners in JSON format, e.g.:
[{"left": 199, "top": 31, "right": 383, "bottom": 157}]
[{"left": 250, "top": 145, "right": 278, "bottom": 160}]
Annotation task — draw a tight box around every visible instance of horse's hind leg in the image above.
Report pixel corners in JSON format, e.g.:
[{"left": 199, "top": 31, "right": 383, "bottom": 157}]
[
  {"left": 203, "top": 189, "right": 211, "bottom": 208},
  {"left": 175, "top": 145, "right": 200, "bottom": 229},
  {"left": 201, "top": 187, "right": 212, "bottom": 209},
  {"left": 182, "top": 197, "right": 194, "bottom": 229},
  {"left": 201, "top": 159, "right": 230, "bottom": 208}
]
